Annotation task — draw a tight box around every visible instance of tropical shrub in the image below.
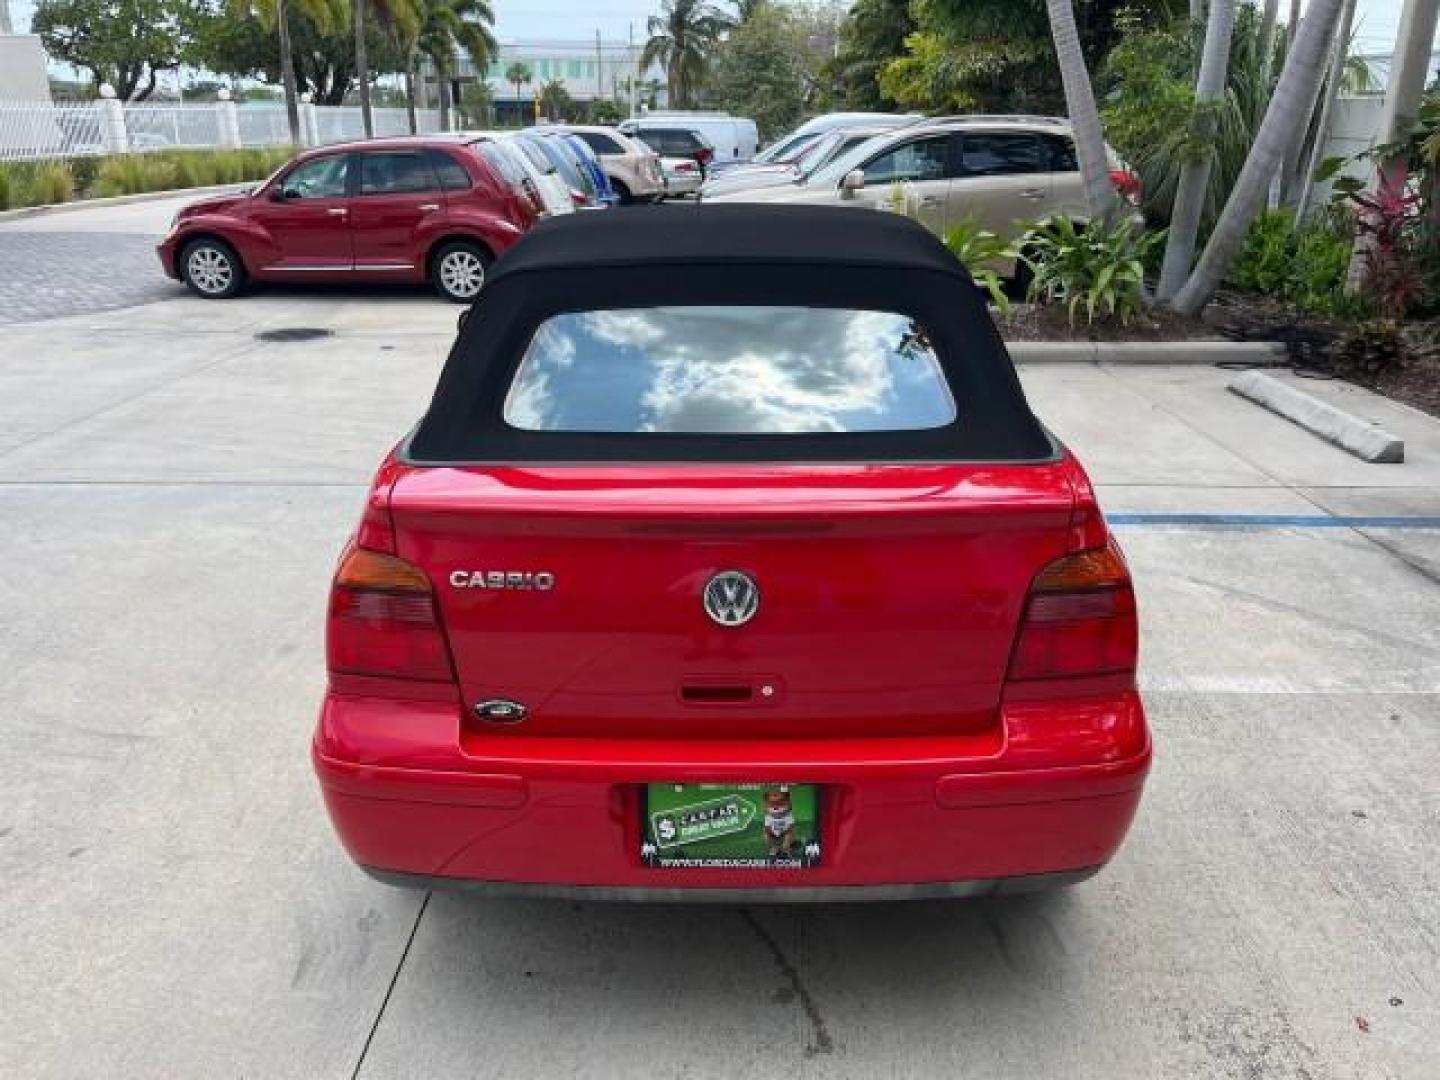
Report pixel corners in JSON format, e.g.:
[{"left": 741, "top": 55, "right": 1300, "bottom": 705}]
[
  {"left": 1020, "top": 215, "right": 1163, "bottom": 325},
  {"left": 943, "top": 217, "right": 1018, "bottom": 313},
  {"left": 94, "top": 155, "right": 179, "bottom": 197},
  {"left": 1228, "top": 207, "right": 1362, "bottom": 316},
  {"left": 1229, "top": 208, "right": 1296, "bottom": 294},
  {"left": 1102, "top": 5, "right": 1282, "bottom": 232},
  {"left": 25, "top": 161, "right": 76, "bottom": 205}
]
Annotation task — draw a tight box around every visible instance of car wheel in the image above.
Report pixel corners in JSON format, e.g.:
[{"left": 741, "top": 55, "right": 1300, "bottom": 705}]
[
  {"left": 611, "top": 178, "right": 633, "bottom": 206},
  {"left": 180, "top": 238, "right": 244, "bottom": 299},
  {"left": 431, "top": 240, "right": 492, "bottom": 304}
]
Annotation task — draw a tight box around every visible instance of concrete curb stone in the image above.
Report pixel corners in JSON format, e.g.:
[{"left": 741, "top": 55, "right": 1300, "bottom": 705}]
[
  {"left": 1008, "top": 341, "right": 1287, "bottom": 364},
  {"left": 1227, "top": 369, "right": 1405, "bottom": 463}
]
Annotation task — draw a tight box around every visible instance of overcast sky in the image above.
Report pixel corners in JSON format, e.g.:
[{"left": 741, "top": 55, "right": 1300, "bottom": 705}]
[{"left": 2, "top": 0, "right": 1425, "bottom": 57}]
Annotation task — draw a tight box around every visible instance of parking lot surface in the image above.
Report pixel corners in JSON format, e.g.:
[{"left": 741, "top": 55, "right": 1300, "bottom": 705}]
[{"left": 1, "top": 199, "right": 1437, "bottom": 1079}]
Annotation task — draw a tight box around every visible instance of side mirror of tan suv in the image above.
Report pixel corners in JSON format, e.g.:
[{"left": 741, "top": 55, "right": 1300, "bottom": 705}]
[{"left": 840, "top": 170, "right": 866, "bottom": 200}]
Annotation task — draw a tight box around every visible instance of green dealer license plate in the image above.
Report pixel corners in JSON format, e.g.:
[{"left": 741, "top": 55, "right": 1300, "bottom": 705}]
[{"left": 641, "top": 783, "right": 821, "bottom": 869}]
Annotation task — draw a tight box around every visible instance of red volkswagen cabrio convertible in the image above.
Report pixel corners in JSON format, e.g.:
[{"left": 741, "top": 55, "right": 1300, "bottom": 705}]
[{"left": 313, "top": 205, "right": 1151, "bottom": 901}]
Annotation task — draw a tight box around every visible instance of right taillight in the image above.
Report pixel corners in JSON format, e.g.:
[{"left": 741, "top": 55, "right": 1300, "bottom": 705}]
[
  {"left": 327, "top": 547, "right": 454, "bottom": 683},
  {"left": 1008, "top": 541, "right": 1138, "bottom": 683}
]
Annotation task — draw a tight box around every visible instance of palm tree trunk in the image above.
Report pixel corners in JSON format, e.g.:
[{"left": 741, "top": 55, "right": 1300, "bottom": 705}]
[
  {"left": 1258, "top": 0, "right": 1280, "bottom": 87},
  {"left": 277, "top": 0, "right": 301, "bottom": 145},
  {"left": 406, "top": 52, "right": 420, "bottom": 134},
  {"left": 1171, "top": 0, "right": 1348, "bottom": 315},
  {"left": 1158, "top": 0, "right": 1237, "bottom": 300},
  {"left": 1044, "top": 0, "right": 1114, "bottom": 221},
  {"left": 438, "top": 66, "right": 452, "bottom": 132},
  {"left": 405, "top": 52, "right": 418, "bottom": 135},
  {"left": 1289, "top": 0, "right": 1357, "bottom": 213},
  {"left": 354, "top": 0, "right": 373, "bottom": 138}
]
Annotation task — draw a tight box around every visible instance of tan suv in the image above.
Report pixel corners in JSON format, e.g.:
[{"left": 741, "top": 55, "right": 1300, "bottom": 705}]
[
  {"left": 562, "top": 125, "right": 665, "bottom": 204},
  {"left": 705, "top": 116, "right": 1134, "bottom": 276}
]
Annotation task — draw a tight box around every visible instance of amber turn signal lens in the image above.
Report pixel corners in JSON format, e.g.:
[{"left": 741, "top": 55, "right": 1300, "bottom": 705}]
[
  {"left": 1030, "top": 544, "right": 1129, "bottom": 593},
  {"left": 335, "top": 548, "right": 432, "bottom": 593}
]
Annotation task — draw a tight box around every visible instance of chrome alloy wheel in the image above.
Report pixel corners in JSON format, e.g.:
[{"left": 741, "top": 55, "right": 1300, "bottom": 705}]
[
  {"left": 439, "top": 249, "right": 486, "bottom": 299},
  {"left": 186, "top": 246, "right": 234, "bottom": 295}
]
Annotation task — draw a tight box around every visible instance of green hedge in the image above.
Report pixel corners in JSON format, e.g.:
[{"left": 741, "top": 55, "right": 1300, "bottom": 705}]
[{"left": 0, "top": 147, "right": 295, "bottom": 210}]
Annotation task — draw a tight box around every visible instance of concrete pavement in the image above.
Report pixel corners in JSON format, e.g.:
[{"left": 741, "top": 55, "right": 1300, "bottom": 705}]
[{"left": 1, "top": 201, "right": 1437, "bottom": 1079}]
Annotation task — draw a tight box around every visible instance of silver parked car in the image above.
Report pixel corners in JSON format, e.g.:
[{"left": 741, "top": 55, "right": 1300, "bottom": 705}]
[{"left": 700, "top": 126, "right": 897, "bottom": 199}]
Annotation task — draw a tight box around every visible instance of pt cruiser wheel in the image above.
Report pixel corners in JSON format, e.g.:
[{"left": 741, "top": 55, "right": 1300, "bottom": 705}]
[
  {"left": 180, "top": 238, "right": 243, "bottom": 299},
  {"left": 432, "top": 241, "right": 492, "bottom": 303}
]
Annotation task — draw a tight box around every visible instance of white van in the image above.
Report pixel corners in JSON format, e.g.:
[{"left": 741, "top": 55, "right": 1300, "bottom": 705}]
[{"left": 619, "top": 112, "right": 760, "bottom": 165}]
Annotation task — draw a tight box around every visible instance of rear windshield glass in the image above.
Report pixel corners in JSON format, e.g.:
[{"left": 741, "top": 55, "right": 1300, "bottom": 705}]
[
  {"left": 503, "top": 306, "right": 956, "bottom": 434},
  {"left": 474, "top": 142, "right": 525, "bottom": 185}
]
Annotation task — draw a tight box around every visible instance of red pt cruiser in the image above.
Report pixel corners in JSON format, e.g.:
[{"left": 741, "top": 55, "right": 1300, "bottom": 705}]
[
  {"left": 313, "top": 206, "right": 1151, "bottom": 901},
  {"left": 157, "top": 136, "right": 540, "bottom": 303}
]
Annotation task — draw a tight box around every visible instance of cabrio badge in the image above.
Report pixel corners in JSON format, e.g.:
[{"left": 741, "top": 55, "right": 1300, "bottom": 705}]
[
  {"left": 703, "top": 570, "right": 760, "bottom": 627},
  {"left": 449, "top": 570, "right": 555, "bottom": 591}
]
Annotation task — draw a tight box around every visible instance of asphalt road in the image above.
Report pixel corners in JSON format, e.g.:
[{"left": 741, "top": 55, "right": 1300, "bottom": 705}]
[{"left": 1, "top": 196, "right": 1437, "bottom": 1079}]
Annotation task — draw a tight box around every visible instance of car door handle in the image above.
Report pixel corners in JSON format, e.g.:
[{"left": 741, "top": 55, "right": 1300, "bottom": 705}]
[
  {"left": 918, "top": 196, "right": 942, "bottom": 207},
  {"left": 1020, "top": 189, "right": 1046, "bottom": 200},
  {"left": 418, "top": 203, "right": 441, "bottom": 213},
  {"left": 326, "top": 207, "right": 348, "bottom": 216}
]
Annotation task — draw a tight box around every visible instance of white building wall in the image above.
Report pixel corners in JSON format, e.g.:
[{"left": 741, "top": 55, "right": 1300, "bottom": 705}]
[{"left": 0, "top": 35, "right": 51, "bottom": 101}]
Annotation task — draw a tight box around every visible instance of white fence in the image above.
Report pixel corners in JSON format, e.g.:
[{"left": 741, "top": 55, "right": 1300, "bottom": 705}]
[{"left": 0, "top": 97, "right": 444, "bottom": 162}]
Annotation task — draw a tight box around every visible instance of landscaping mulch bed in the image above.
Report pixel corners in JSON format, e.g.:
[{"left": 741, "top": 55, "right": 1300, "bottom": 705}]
[{"left": 997, "top": 291, "right": 1440, "bottom": 420}]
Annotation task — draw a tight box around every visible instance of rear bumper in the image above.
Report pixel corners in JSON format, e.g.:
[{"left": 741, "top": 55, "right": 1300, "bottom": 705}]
[
  {"left": 313, "top": 691, "right": 1150, "bottom": 897},
  {"left": 361, "top": 865, "right": 1103, "bottom": 902}
]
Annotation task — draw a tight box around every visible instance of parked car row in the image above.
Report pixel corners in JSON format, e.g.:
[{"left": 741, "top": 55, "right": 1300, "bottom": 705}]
[
  {"left": 158, "top": 112, "right": 1138, "bottom": 303},
  {"left": 157, "top": 125, "right": 677, "bottom": 302}
]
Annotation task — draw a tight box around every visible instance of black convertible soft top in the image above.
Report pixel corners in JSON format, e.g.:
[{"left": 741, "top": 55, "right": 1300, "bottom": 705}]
[
  {"left": 488, "top": 203, "right": 966, "bottom": 279},
  {"left": 407, "top": 206, "right": 1054, "bottom": 463}
]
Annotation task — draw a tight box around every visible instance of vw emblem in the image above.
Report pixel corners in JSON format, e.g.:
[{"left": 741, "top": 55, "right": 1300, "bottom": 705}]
[{"left": 703, "top": 570, "right": 760, "bottom": 627}]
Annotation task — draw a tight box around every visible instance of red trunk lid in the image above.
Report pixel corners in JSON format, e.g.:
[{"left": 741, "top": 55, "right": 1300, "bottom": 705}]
[{"left": 389, "top": 463, "right": 1075, "bottom": 739}]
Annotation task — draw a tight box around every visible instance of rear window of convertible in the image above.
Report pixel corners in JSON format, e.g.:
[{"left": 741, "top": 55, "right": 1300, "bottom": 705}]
[{"left": 502, "top": 306, "right": 957, "bottom": 434}]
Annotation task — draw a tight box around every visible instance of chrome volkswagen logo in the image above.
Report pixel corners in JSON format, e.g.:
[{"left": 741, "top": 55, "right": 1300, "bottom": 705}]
[{"left": 702, "top": 570, "right": 760, "bottom": 627}]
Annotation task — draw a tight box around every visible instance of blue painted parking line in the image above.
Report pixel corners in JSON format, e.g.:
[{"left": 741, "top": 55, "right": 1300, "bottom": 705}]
[{"left": 1108, "top": 513, "right": 1440, "bottom": 528}]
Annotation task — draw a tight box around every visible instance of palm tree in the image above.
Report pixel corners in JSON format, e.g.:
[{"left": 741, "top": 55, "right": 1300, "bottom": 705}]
[
  {"left": 1158, "top": 0, "right": 1237, "bottom": 301},
  {"left": 1043, "top": 0, "right": 1113, "bottom": 220},
  {"left": 403, "top": 0, "right": 496, "bottom": 132},
  {"left": 641, "top": 0, "right": 733, "bottom": 109},
  {"left": 538, "top": 78, "right": 573, "bottom": 121},
  {"left": 506, "top": 61, "right": 533, "bottom": 120},
  {"left": 230, "top": 0, "right": 340, "bottom": 146},
  {"left": 1171, "top": 0, "right": 1348, "bottom": 315},
  {"left": 347, "top": 0, "right": 428, "bottom": 138}
]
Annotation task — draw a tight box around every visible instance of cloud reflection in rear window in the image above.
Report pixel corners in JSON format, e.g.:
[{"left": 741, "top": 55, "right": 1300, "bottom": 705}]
[{"left": 502, "top": 306, "right": 957, "bottom": 434}]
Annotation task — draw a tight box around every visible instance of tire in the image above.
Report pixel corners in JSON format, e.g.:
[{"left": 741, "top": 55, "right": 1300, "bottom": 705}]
[
  {"left": 180, "top": 238, "right": 244, "bottom": 299},
  {"left": 430, "top": 240, "right": 492, "bottom": 304},
  {"left": 611, "top": 178, "right": 633, "bottom": 206}
]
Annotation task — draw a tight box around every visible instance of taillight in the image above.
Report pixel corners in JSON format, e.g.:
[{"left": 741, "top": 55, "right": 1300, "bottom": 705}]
[
  {"left": 327, "top": 547, "right": 454, "bottom": 683},
  {"left": 1007, "top": 541, "right": 1138, "bottom": 683},
  {"left": 675, "top": 161, "right": 696, "bottom": 174},
  {"left": 517, "top": 178, "right": 544, "bottom": 216},
  {"left": 570, "top": 188, "right": 588, "bottom": 206},
  {"left": 1110, "top": 167, "right": 1142, "bottom": 206}
]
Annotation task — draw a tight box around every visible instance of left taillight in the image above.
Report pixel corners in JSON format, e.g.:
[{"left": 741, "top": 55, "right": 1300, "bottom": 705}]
[
  {"left": 327, "top": 547, "right": 455, "bottom": 683},
  {"left": 1007, "top": 541, "right": 1138, "bottom": 684}
]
